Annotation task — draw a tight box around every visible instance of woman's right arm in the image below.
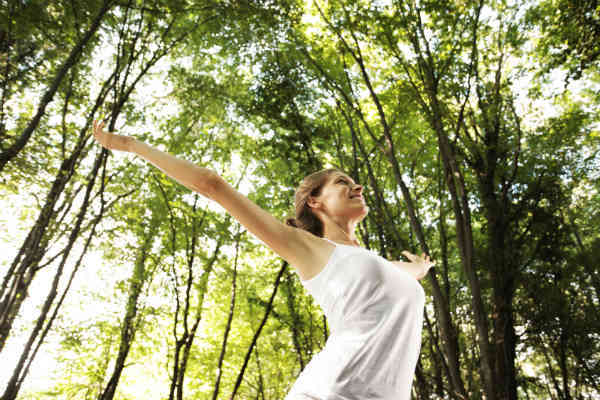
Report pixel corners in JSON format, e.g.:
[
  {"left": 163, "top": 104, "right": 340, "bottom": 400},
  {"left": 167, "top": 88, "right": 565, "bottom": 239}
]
[
  {"left": 205, "top": 173, "right": 333, "bottom": 276},
  {"left": 92, "top": 121, "right": 333, "bottom": 279}
]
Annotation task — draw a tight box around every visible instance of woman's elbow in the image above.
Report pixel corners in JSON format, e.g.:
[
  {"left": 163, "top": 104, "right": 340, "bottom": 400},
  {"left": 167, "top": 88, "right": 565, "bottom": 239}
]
[{"left": 193, "top": 169, "right": 222, "bottom": 199}]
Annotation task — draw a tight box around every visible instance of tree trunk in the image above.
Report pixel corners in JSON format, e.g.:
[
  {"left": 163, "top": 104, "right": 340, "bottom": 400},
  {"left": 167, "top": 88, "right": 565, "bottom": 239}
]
[
  {"left": 19, "top": 185, "right": 132, "bottom": 400},
  {"left": 230, "top": 262, "right": 287, "bottom": 399},
  {"left": 1, "top": 149, "right": 106, "bottom": 400},
  {"left": 567, "top": 214, "right": 600, "bottom": 302},
  {"left": 168, "top": 212, "right": 222, "bottom": 400},
  {"left": 0, "top": 0, "right": 115, "bottom": 172},
  {"left": 424, "top": 309, "right": 448, "bottom": 398},
  {"left": 0, "top": 53, "right": 118, "bottom": 352},
  {"left": 283, "top": 268, "right": 307, "bottom": 370},
  {"left": 212, "top": 234, "right": 241, "bottom": 400},
  {"left": 98, "top": 220, "right": 157, "bottom": 400},
  {"left": 0, "top": 126, "right": 97, "bottom": 351},
  {"left": 414, "top": 360, "right": 430, "bottom": 399},
  {"left": 433, "top": 96, "right": 497, "bottom": 399}
]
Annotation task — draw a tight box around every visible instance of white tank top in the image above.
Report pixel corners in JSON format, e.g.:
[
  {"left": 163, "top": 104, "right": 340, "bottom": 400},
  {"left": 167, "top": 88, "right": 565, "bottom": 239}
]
[{"left": 285, "top": 239, "right": 425, "bottom": 400}]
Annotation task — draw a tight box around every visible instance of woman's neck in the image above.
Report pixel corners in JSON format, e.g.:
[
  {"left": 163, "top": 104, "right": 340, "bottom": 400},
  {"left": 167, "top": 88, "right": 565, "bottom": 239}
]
[{"left": 323, "top": 220, "right": 361, "bottom": 247}]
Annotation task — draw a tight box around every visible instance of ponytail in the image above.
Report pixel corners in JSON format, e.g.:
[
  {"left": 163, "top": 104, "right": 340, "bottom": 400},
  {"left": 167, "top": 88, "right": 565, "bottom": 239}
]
[{"left": 286, "top": 168, "right": 340, "bottom": 238}]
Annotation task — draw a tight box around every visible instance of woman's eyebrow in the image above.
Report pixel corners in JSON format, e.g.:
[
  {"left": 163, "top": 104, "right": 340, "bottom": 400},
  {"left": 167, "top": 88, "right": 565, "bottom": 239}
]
[{"left": 337, "top": 175, "right": 356, "bottom": 184}]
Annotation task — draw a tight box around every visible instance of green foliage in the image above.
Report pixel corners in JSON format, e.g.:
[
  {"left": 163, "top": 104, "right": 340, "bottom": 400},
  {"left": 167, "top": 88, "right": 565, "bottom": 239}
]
[
  {"left": 527, "top": 0, "right": 600, "bottom": 79},
  {"left": 1, "top": 0, "right": 598, "bottom": 399}
]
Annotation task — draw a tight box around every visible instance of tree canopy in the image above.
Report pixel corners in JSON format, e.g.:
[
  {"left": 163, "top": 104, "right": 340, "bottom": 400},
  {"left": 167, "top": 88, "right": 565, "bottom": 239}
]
[{"left": 0, "top": 0, "right": 598, "bottom": 399}]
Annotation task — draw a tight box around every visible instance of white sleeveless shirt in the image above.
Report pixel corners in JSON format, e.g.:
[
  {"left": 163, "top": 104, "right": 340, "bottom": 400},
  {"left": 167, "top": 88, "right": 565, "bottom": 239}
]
[{"left": 285, "top": 239, "right": 425, "bottom": 400}]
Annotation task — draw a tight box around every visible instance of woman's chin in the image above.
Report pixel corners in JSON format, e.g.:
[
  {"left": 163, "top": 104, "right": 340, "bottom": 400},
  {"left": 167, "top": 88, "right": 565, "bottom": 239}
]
[
  {"left": 341, "top": 204, "right": 369, "bottom": 222},
  {"left": 355, "top": 206, "right": 369, "bottom": 221}
]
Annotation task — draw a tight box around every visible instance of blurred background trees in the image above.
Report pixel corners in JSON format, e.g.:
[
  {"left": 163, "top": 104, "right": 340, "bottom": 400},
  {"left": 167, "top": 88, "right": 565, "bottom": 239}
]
[{"left": 0, "top": 0, "right": 598, "bottom": 399}]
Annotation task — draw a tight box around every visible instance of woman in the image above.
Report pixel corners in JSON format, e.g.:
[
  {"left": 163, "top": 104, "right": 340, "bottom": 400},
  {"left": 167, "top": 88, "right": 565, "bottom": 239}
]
[{"left": 92, "top": 120, "right": 434, "bottom": 399}]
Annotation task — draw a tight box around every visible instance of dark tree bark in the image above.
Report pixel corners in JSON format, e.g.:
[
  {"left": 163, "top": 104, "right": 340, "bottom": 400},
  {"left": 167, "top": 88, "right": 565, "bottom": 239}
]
[
  {"left": 97, "top": 218, "right": 158, "bottom": 400},
  {"left": 20, "top": 183, "right": 133, "bottom": 399},
  {"left": 166, "top": 192, "right": 222, "bottom": 400},
  {"left": 1, "top": 147, "right": 107, "bottom": 400},
  {"left": 566, "top": 212, "right": 600, "bottom": 302},
  {"left": 283, "top": 268, "right": 307, "bottom": 370},
  {"left": 253, "top": 344, "right": 266, "bottom": 400},
  {"left": 172, "top": 241, "right": 222, "bottom": 400},
  {"left": 230, "top": 262, "right": 287, "bottom": 399},
  {"left": 424, "top": 308, "right": 450, "bottom": 398},
  {"left": 212, "top": 233, "right": 241, "bottom": 400},
  {"left": 413, "top": 360, "right": 430, "bottom": 400},
  {"left": 0, "top": 76, "right": 114, "bottom": 351}
]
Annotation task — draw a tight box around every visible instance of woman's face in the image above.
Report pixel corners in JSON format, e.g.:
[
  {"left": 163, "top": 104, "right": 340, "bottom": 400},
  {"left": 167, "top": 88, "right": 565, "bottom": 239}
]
[{"left": 310, "top": 171, "right": 368, "bottom": 223}]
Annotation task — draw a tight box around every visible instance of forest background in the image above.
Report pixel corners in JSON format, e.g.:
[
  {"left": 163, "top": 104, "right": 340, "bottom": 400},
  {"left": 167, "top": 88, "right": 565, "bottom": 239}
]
[{"left": 0, "top": 0, "right": 598, "bottom": 399}]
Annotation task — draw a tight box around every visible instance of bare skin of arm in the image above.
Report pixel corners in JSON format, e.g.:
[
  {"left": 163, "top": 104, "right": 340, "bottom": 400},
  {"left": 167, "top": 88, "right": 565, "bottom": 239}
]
[{"left": 92, "top": 120, "right": 333, "bottom": 280}]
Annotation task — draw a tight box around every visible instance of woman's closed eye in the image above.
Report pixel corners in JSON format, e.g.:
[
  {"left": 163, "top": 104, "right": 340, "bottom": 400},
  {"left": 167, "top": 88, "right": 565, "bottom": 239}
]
[{"left": 336, "top": 178, "right": 355, "bottom": 185}]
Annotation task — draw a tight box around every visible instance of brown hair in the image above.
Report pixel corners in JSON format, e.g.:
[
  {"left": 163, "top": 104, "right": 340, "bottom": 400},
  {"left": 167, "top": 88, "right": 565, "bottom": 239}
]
[{"left": 285, "top": 168, "right": 341, "bottom": 237}]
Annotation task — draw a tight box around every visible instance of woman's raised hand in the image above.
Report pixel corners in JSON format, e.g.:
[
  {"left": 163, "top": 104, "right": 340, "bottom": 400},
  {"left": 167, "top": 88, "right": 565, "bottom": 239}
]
[
  {"left": 92, "top": 120, "right": 133, "bottom": 152},
  {"left": 401, "top": 251, "right": 435, "bottom": 280}
]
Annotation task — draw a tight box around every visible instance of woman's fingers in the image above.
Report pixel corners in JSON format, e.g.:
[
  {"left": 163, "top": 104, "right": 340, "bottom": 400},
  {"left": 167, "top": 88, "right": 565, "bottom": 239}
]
[
  {"left": 402, "top": 250, "right": 425, "bottom": 262},
  {"left": 92, "top": 120, "right": 131, "bottom": 152},
  {"left": 402, "top": 250, "right": 436, "bottom": 267},
  {"left": 93, "top": 120, "right": 106, "bottom": 133},
  {"left": 93, "top": 120, "right": 103, "bottom": 137},
  {"left": 92, "top": 119, "right": 110, "bottom": 149},
  {"left": 92, "top": 120, "right": 99, "bottom": 138}
]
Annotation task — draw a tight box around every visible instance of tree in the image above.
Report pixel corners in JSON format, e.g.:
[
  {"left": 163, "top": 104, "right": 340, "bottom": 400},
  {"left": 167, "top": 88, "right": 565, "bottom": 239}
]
[{"left": 1, "top": 0, "right": 598, "bottom": 398}]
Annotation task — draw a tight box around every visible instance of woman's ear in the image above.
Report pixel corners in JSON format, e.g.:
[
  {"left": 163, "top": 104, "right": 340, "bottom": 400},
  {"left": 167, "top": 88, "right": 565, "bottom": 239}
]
[{"left": 306, "top": 195, "right": 320, "bottom": 209}]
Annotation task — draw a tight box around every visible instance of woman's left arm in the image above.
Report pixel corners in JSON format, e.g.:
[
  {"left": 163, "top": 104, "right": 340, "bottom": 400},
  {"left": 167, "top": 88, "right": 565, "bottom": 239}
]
[{"left": 390, "top": 252, "right": 435, "bottom": 281}]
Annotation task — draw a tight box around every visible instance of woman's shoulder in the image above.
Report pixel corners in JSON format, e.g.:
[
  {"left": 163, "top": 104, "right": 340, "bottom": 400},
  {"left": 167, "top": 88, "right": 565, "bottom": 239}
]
[{"left": 291, "top": 230, "right": 339, "bottom": 281}]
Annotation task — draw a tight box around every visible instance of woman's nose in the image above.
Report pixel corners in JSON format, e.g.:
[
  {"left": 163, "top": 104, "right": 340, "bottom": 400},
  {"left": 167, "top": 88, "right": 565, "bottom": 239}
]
[{"left": 352, "top": 184, "right": 363, "bottom": 194}]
